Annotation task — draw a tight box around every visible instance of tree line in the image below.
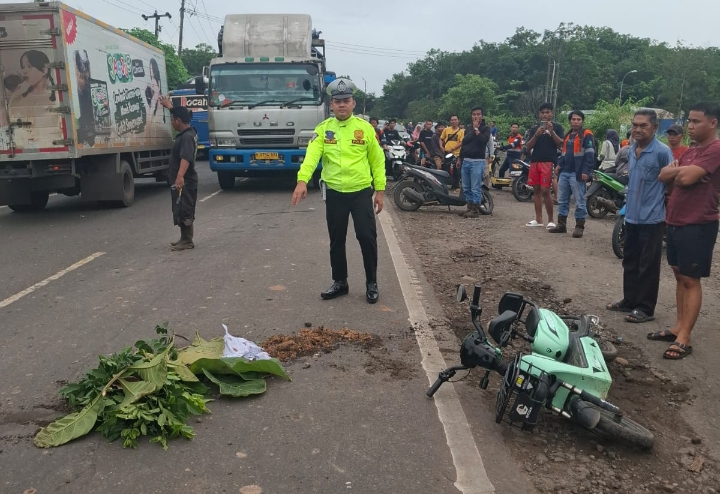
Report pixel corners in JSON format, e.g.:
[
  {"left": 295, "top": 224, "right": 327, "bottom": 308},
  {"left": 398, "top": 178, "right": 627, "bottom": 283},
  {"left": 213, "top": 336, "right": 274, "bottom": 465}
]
[{"left": 355, "top": 23, "right": 720, "bottom": 135}]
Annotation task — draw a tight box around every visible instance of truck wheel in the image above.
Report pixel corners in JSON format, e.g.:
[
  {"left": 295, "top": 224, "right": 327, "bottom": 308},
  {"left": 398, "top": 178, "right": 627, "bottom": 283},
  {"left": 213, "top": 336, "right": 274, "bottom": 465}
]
[
  {"left": 218, "top": 171, "right": 236, "bottom": 190},
  {"left": 116, "top": 161, "right": 135, "bottom": 207},
  {"left": 8, "top": 190, "right": 50, "bottom": 212}
]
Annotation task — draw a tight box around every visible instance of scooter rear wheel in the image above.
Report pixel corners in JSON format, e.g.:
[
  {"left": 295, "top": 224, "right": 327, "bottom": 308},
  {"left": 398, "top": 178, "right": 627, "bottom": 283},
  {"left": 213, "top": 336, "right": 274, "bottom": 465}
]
[
  {"left": 393, "top": 179, "right": 423, "bottom": 212},
  {"left": 479, "top": 190, "right": 494, "bottom": 215},
  {"left": 512, "top": 176, "right": 533, "bottom": 202},
  {"left": 587, "top": 189, "right": 612, "bottom": 219}
]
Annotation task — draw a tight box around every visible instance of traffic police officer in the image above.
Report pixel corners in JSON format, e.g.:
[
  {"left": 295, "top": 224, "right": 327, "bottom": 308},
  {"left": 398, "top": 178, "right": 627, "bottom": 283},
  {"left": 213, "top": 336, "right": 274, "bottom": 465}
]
[{"left": 291, "top": 78, "right": 386, "bottom": 303}]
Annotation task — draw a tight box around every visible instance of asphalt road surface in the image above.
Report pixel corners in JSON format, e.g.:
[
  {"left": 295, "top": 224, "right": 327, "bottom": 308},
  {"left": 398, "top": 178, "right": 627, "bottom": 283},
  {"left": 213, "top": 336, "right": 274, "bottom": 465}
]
[{"left": 0, "top": 163, "right": 534, "bottom": 494}]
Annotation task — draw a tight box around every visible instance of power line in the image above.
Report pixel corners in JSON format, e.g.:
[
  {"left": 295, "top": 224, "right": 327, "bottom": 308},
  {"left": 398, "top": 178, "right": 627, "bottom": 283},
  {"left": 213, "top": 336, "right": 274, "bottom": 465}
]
[
  {"left": 327, "top": 40, "right": 426, "bottom": 55},
  {"left": 99, "top": 0, "right": 145, "bottom": 17},
  {"left": 187, "top": 1, "right": 213, "bottom": 46},
  {"left": 199, "top": 0, "right": 217, "bottom": 40},
  {"left": 329, "top": 46, "right": 420, "bottom": 59}
]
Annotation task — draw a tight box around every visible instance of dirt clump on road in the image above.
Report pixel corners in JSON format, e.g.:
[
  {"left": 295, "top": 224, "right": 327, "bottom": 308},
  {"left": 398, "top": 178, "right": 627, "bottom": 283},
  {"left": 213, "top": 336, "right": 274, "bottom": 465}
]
[
  {"left": 262, "top": 326, "right": 377, "bottom": 361},
  {"left": 393, "top": 192, "right": 719, "bottom": 494}
]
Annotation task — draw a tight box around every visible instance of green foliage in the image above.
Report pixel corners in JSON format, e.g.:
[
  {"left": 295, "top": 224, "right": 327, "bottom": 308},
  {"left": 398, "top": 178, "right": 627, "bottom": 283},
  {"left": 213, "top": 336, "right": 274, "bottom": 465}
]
[
  {"left": 585, "top": 97, "right": 652, "bottom": 141},
  {"left": 405, "top": 98, "right": 441, "bottom": 123},
  {"left": 180, "top": 43, "right": 216, "bottom": 77},
  {"left": 439, "top": 74, "right": 499, "bottom": 121},
  {"left": 35, "top": 324, "right": 289, "bottom": 450},
  {"left": 377, "top": 24, "right": 720, "bottom": 121},
  {"left": 122, "top": 28, "right": 189, "bottom": 90}
]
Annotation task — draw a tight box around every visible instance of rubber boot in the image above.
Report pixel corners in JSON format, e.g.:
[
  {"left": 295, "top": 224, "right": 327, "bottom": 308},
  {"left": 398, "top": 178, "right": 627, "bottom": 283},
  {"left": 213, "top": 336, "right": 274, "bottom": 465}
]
[
  {"left": 171, "top": 224, "right": 194, "bottom": 250},
  {"left": 170, "top": 227, "right": 185, "bottom": 247},
  {"left": 458, "top": 203, "right": 472, "bottom": 217},
  {"left": 464, "top": 203, "right": 480, "bottom": 218},
  {"left": 549, "top": 215, "right": 567, "bottom": 233},
  {"left": 572, "top": 218, "right": 585, "bottom": 238}
]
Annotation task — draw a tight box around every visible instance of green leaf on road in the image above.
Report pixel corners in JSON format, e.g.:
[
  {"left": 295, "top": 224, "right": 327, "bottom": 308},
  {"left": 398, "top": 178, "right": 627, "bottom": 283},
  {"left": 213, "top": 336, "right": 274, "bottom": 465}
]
[
  {"left": 189, "top": 357, "right": 290, "bottom": 381},
  {"left": 177, "top": 332, "right": 224, "bottom": 366},
  {"left": 116, "top": 379, "right": 157, "bottom": 409},
  {"left": 169, "top": 359, "right": 200, "bottom": 382},
  {"left": 34, "top": 396, "right": 105, "bottom": 448},
  {"left": 128, "top": 348, "right": 169, "bottom": 388},
  {"left": 202, "top": 370, "right": 267, "bottom": 397}
]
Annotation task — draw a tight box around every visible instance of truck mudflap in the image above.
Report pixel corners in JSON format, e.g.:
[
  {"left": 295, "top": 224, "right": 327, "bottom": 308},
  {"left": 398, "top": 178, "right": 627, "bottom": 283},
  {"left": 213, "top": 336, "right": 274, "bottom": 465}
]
[{"left": 209, "top": 148, "right": 315, "bottom": 172}]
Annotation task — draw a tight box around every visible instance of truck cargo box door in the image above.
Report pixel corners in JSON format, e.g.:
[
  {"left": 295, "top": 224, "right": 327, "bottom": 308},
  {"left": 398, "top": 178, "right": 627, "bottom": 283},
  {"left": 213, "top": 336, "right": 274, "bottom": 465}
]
[{"left": 0, "top": 12, "right": 67, "bottom": 156}]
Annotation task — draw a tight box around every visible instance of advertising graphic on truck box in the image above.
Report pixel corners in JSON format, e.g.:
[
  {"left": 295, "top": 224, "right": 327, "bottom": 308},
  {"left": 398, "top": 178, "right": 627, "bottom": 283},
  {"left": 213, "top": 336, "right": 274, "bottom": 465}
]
[
  {"left": 0, "top": 13, "right": 65, "bottom": 153},
  {"left": 0, "top": 6, "right": 172, "bottom": 155},
  {"left": 62, "top": 10, "right": 171, "bottom": 148}
]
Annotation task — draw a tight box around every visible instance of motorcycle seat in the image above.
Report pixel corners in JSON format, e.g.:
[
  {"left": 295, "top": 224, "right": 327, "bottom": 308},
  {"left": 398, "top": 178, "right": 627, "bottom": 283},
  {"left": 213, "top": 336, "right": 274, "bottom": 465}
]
[{"left": 409, "top": 165, "right": 450, "bottom": 181}]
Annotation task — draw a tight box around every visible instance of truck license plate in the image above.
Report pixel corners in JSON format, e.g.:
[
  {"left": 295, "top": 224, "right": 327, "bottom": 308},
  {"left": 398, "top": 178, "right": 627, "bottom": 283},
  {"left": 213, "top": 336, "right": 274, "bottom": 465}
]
[{"left": 255, "top": 152, "right": 279, "bottom": 160}]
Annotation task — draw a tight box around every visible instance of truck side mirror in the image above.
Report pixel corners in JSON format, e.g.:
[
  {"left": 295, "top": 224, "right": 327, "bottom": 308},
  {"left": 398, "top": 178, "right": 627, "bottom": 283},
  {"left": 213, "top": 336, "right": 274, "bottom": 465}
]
[{"left": 195, "top": 76, "right": 206, "bottom": 95}]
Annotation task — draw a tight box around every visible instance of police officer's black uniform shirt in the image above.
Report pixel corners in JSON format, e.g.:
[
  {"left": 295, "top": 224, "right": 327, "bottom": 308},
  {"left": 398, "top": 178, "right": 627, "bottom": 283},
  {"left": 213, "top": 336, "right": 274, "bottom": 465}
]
[{"left": 170, "top": 127, "right": 199, "bottom": 188}]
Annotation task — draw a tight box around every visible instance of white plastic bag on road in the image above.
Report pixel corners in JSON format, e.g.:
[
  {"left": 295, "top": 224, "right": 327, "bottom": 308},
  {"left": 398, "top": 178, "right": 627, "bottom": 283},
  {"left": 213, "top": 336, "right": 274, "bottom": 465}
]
[{"left": 222, "top": 324, "right": 272, "bottom": 360}]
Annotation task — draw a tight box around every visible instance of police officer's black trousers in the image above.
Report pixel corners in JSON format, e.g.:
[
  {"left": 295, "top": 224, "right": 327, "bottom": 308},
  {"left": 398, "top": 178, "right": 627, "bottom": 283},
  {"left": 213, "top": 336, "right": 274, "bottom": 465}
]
[{"left": 325, "top": 187, "right": 377, "bottom": 283}]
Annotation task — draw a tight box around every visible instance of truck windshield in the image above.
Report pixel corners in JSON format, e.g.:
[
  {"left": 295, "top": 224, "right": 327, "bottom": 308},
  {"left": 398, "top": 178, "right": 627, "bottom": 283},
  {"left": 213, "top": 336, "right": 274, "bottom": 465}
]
[{"left": 210, "top": 64, "right": 322, "bottom": 107}]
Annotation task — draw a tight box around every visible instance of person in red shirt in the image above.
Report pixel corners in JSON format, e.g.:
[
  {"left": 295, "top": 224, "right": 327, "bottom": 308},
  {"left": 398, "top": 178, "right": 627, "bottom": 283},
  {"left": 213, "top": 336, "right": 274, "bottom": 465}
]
[
  {"left": 666, "top": 123, "right": 689, "bottom": 161},
  {"left": 369, "top": 117, "right": 382, "bottom": 144},
  {"left": 656, "top": 102, "right": 720, "bottom": 360}
]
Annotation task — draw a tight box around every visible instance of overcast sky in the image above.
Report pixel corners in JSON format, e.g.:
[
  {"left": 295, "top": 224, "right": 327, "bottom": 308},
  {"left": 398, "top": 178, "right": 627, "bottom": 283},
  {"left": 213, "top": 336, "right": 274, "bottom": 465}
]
[{"left": 73, "top": 0, "right": 717, "bottom": 94}]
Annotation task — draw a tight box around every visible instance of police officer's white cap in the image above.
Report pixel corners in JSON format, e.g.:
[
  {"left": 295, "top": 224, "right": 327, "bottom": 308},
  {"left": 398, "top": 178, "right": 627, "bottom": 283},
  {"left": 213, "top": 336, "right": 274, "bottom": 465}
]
[{"left": 326, "top": 78, "right": 356, "bottom": 100}]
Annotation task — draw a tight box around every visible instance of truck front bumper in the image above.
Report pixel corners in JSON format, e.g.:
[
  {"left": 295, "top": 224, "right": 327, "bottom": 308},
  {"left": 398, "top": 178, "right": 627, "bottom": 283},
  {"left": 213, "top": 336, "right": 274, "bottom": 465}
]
[{"left": 209, "top": 148, "right": 316, "bottom": 172}]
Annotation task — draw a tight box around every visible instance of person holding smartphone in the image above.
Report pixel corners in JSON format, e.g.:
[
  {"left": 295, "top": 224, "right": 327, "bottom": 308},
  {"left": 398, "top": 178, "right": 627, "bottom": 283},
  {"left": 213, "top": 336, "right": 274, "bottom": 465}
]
[{"left": 524, "top": 102, "right": 565, "bottom": 228}]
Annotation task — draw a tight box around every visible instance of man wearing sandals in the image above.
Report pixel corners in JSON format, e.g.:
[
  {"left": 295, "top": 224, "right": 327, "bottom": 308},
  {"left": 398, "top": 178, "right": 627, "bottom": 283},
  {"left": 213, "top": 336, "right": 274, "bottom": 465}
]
[
  {"left": 653, "top": 103, "right": 720, "bottom": 360},
  {"left": 524, "top": 102, "right": 564, "bottom": 229},
  {"left": 606, "top": 110, "right": 673, "bottom": 324}
]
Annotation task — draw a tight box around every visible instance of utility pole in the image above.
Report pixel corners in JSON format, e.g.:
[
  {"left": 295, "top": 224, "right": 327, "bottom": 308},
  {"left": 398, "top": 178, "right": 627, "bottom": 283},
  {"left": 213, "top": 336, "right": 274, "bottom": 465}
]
[
  {"left": 141, "top": 11, "right": 171, "bottom": 39},
  {"left": 178, "top": 0, "right": 186, "bottom": 57}
]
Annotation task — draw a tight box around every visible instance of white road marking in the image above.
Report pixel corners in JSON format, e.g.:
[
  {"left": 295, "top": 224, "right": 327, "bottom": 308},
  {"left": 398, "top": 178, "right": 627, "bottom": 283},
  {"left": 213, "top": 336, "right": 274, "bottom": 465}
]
[
  {"left": 199, "top": 190, "right": 222, "bottom": 202},
  {"left": 378, "top": 210, "right": 495, "bottom": 494},
  {"left": 0, "top": 252, "right": 106, "bottom": 309}
]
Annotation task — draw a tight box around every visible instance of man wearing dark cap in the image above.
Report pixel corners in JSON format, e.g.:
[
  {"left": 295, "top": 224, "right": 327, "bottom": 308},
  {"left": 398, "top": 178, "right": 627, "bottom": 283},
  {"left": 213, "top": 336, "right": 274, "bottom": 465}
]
[
  {"left": 666, "top": 124, "right": 688, "bottom": 161},
  {"left": 291, "top": 78, "right": 386, "bottom": 304},
  {"left": 160, "top": 96, "right": 199, "bottom": 251}
]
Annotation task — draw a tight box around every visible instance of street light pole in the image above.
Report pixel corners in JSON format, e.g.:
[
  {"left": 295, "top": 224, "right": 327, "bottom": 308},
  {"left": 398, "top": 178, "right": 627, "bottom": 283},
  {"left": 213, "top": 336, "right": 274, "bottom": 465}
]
[
  {"left": 361, "top": 77, "right": 367, "bottom": 116},
  {"left": 619, "top": 70, "right": 637, "bottom": 104}
]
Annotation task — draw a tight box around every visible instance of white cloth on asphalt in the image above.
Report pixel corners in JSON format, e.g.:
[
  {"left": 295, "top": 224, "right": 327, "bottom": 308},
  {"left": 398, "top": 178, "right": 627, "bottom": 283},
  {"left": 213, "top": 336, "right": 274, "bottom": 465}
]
[{"left": 222, "top": 324, "right": 272, "bottom": 360}]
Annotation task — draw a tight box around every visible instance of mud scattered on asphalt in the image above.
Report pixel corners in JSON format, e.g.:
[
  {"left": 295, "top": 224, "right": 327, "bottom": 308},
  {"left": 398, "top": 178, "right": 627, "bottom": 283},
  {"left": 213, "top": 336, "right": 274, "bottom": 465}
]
[{"left": 261, "top": 326, "right": 378, "bottom": 361}]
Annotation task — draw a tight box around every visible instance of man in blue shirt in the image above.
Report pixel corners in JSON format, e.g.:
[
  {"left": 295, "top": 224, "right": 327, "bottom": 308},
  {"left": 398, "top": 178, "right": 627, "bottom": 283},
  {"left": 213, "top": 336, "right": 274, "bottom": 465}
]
[
  {"left": 549, "top": 110, "right": 594, "bottom": 237},
  {"left": 607, "top": 110, "right": 673, "bottom": 323}
]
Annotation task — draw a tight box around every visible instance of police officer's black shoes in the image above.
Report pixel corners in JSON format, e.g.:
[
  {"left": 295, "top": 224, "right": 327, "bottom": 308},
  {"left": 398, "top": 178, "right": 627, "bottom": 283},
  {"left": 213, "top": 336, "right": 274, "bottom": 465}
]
[
  {"left": 321, "top": 280, "right": 349, "bottom": 300},
  {"left": 366, "top": 282, "right": 379, "bottom": 304}
]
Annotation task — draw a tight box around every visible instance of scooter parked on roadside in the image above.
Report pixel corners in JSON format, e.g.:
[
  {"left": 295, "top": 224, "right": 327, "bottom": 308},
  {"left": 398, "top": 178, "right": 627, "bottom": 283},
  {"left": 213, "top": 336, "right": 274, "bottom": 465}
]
[
  {"left": 509, "top": 158, "right": 534, "bottom": 202},
  {"left": 393, "top": 154, "right": 494, "bottom": 215},
  {"left": 385, "top": 139, "right": 409, "bottom": 182},
  {"left": 428, "top": 284, "right": 653, "bottom": 450},
  {"left": 586, "top": 170, "right": 627, "bottom": 219},
  {"left": 489, "top": 147, "right": 512, "bottom": 190}
]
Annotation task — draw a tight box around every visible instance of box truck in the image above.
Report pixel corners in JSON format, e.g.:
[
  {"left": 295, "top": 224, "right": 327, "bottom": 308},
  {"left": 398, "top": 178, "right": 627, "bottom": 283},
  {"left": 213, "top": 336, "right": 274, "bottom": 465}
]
[{"left": 0, "top": 2, "right": 173, "bottom": 211}]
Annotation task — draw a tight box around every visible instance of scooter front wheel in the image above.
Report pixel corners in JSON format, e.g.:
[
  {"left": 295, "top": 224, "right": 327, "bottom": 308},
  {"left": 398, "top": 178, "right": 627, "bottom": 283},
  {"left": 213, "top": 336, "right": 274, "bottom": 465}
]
[
  {"left": 393, "top": 179, "right": 423, "bottom": 212},
  {"left": 593, "top": 406, "right": 654, "bottom": 450},
  {"left": 479, "top": 190, "right": 494, "bottom": 215},
  {"left": 612, "top": 216, "right": 625, "bottom": 259}
]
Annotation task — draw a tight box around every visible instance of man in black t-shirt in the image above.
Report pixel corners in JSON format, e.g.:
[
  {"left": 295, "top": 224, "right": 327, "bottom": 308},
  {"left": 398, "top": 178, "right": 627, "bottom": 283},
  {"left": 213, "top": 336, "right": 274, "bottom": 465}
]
[
  {"left": 160, "top": 95, "right": 198, "bottom": 251},
  {"left": 524, "top": 102, "right": 565, "bottom": 229},
  {"left": 418, "top": 119, "right": 434, "bottom": 166}
]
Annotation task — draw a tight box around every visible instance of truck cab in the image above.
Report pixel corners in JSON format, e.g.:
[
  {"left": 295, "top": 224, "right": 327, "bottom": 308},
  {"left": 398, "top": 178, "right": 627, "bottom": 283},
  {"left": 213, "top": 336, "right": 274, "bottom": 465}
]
[{"left": 197, "top": 14, "right": 334, "bottom": 190}]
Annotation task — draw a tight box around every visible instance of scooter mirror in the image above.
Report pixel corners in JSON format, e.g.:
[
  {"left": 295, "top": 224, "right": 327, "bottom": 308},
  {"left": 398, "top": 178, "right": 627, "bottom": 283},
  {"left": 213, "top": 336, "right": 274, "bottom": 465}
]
[{"left": 456, "top": 284, "right": 468, "bottom": 303}]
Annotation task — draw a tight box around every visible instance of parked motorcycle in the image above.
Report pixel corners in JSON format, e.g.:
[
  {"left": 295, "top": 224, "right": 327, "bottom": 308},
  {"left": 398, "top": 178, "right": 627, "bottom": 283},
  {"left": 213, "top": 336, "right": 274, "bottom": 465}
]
[
  {"left": 428, "top": 284, "right": 653, "bottom": 450},
  {"left": 509, "top": 158, "right": 534, "bottom": 202},
  {"left": 385, "top": 139, "right": 409, "bottom": 181},
  {"left": 586, "top": 170, "right": 627, "bottom": 219},
  {"left": 612, "top": 203, "right": 627, "bottom": 259},
  {"left": 393, "top": 154, "right": 494, "bottom": 215},
  {"left": 489, "top": 147, "right": 512, "bottom": 190}
]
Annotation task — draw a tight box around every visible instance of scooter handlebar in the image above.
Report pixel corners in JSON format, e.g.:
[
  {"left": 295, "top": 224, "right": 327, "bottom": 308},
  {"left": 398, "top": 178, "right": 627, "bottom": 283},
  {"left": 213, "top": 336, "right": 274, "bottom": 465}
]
[{"left": 426, "top": 377, "right": 444, "bottom": 397}]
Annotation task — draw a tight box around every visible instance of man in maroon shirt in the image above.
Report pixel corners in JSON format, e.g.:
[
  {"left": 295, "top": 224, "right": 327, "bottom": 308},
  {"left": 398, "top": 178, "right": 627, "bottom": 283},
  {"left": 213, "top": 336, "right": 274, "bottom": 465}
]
[{"left": 656, "top": 102, "right": 720, "bottom": 359}]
